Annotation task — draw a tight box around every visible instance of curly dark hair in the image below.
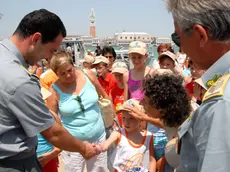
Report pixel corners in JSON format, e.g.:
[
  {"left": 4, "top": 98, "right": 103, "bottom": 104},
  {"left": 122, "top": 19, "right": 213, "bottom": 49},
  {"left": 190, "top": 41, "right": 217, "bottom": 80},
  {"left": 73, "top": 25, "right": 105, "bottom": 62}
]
[{"left": 142, "top": 74, "right": 191, "bottom": 128}]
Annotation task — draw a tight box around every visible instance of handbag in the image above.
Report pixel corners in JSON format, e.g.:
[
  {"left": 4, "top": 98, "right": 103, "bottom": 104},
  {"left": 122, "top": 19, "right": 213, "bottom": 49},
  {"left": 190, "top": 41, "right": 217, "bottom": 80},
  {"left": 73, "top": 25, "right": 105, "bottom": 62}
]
[
  {"left": 98, "top": 96, "right": 114, "bottom": 128},
  {"left": 82, "top": 69, "right": 114, "bottom": 128}
]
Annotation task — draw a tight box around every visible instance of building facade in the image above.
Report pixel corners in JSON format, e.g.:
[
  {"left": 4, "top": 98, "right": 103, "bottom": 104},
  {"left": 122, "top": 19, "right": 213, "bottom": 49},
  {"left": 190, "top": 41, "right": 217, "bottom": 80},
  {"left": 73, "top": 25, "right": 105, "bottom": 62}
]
[
  {"left": 114, "top": 32, "right": 155, "bottom": 49},
  {"left": 156, "top": 37, "right": 172, "bottom": 46}
]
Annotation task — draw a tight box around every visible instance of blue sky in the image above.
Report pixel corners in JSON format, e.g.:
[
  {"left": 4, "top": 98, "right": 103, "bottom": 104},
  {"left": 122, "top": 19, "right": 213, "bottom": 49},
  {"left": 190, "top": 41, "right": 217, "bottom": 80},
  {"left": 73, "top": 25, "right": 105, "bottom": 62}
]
[{"left": 0, "top": 0, "right": 174, "bottom": 39}]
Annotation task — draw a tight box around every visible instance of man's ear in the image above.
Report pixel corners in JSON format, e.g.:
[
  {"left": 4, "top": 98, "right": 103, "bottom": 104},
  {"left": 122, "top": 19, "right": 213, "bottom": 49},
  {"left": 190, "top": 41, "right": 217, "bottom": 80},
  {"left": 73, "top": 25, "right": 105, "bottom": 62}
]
[
  {"left": 193, "top": 24, "right": 209, "bottom": 47},
  {"left": 30, "top": 32, "right": 42, "bottom": 46}
]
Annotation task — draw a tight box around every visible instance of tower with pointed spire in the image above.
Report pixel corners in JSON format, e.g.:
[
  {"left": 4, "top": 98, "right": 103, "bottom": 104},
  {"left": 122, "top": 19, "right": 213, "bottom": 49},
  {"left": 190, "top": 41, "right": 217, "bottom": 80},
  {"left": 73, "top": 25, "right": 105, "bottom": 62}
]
[{"left": 89, "top": 8, "right": 96, "bottom": 37}]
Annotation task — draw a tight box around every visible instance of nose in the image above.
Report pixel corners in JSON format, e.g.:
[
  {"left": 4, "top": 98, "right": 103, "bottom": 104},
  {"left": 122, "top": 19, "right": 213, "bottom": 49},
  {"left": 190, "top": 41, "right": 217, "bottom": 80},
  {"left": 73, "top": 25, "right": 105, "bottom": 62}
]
[
  {"left": 125, "top": 119, "right": 130, "bottom": 125},
  {"left": 66, "top": 73, "right": 71, "bottom": 78},
  {"left": 134, "top": 59, "right": 139, "bottom": 63}
]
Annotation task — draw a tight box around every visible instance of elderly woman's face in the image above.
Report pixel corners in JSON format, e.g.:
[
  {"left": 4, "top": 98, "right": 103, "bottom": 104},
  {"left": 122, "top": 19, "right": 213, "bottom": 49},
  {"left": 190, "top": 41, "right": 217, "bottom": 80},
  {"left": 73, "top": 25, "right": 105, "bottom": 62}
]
[
  {"left": 56, "top": 63, "right": 75, "bottom": 84},
  {"left": 140, "top": 96, "right": 161, "bottom": 119}
]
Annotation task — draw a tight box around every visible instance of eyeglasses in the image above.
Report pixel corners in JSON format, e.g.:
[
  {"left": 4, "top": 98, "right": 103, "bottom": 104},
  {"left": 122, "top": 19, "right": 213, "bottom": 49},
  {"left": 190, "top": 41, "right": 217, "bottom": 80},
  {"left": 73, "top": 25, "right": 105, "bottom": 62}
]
[
  {"left": 76, "top": 96, "right": 85, "bottom": 112},
  {"left": 171, "top": 32, "right": 180, "bottom": 47},
  {"left": 104, "top": 56, "right": 114, "bottom": 59}
]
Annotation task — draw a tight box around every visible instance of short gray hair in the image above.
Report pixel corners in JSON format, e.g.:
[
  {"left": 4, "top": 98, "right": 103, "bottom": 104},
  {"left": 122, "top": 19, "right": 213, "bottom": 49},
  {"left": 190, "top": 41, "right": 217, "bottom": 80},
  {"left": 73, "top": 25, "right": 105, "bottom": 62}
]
[{"left": 167, "top": 0, "right": 230, "bottom": 43}]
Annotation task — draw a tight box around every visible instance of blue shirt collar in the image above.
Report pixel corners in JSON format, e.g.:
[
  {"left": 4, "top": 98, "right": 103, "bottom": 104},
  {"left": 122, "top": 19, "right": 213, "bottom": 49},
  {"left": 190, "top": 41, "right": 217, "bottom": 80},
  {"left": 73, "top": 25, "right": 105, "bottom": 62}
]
[
  {"left": 202, "top": 50, "right": 230, "bottom": 89},
  {"left": 0, "top": 39, "right": 29, "bottom": 68}
]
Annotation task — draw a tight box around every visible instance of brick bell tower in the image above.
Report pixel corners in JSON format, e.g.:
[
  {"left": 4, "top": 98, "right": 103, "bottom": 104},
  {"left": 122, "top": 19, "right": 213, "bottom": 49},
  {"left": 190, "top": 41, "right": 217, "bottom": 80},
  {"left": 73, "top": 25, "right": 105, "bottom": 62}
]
[{"left": 90, "top": 8, "right": 96, "bottom": 38}]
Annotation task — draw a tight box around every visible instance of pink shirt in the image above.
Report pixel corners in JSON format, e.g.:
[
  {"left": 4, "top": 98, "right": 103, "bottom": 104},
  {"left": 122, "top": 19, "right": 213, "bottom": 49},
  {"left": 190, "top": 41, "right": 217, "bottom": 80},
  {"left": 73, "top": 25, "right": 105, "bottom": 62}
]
[{"left": 128, "top": 69, "right": 151, "bottom": 101}]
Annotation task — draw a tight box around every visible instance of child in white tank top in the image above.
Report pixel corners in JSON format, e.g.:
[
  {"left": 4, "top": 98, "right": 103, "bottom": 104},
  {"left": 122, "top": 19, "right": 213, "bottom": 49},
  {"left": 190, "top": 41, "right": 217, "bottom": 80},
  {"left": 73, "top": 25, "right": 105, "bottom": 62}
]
[{"left": 94, "top": 99, "right": 156, "bottom": 172}]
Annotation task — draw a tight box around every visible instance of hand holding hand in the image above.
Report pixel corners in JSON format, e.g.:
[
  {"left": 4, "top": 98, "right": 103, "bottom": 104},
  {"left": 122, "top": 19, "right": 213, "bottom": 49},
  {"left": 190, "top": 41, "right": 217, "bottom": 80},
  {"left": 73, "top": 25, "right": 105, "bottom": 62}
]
[
  {"left": 93, "top": 143, "right": 104, "bottom": 155},
  {"left": 82, "top": 141, "right": 97, "bottom": 160}
]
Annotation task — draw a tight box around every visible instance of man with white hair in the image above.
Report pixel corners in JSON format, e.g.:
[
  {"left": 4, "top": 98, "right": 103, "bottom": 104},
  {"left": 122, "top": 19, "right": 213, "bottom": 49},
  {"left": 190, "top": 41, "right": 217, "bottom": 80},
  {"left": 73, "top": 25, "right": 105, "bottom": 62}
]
[{"left": 167, "top": 1, "right": 230, "bottom": 172}]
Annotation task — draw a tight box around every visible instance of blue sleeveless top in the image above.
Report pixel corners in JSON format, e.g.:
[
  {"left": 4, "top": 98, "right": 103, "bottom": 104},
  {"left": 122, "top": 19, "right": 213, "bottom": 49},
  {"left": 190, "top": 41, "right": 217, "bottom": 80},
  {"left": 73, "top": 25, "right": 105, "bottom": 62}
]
[
  {"left": 147, "top": 123, "right": 168, "bottom": 161},
  {"left": 36, "top": 134, "right": 53, "bottom": 157},
  {"left": 52, "top": 70, "right": 105, "bottom": 143}
]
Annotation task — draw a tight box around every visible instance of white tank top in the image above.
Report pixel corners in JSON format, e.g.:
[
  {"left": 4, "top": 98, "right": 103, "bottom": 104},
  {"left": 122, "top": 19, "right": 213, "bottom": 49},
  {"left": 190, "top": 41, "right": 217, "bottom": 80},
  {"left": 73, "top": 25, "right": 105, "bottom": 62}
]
[{"left": 110, "top": 128, "right": 153, "bottom": 172}]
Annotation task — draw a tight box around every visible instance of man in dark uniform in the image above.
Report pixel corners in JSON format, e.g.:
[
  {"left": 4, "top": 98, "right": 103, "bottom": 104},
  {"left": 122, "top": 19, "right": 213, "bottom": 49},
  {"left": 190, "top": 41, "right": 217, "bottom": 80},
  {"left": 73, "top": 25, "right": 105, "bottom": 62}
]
[
  {"left": 0, "top": 9, "right": 96, "bottom": 172},
  {"left": 167, "top": 0, "right": 230, "bottom": 171}
]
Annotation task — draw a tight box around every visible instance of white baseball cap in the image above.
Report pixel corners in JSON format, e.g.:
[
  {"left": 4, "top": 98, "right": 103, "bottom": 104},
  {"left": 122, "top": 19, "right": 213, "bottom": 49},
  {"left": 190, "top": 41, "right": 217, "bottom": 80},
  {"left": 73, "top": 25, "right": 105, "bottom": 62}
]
[
  {"left": 151, "top": 68, "right": 174, "bottom": 76},
  {"left": 111, "top": 61, "right": 128, "bottom": 74},
  {"left": 116, "top": 99, "right": 145, "bottom": 114},
  {"left": 194, "top": 78, "right": 207, "bottom": 90},
  {"left": 92, "top": 56, "right": 109, "bottom": 65},
  {"left": 80, "top": 55, "right": 95, "bottom": 64},
  {"left": 128, "top": 41, "right": 147, "bottom": 55},
  {"left": 158, "top": 51, "right": 176, "bottom": 62}
]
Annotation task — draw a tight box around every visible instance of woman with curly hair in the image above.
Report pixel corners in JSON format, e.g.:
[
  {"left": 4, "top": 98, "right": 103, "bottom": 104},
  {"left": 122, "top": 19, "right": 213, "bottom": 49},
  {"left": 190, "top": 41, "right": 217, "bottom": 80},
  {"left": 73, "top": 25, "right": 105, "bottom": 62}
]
[
  {"left": 141, "top": 72, "right": 190, "bottom": 128},
  {"left": 125, "top": 69, "right": 191, "bottom": 172}
]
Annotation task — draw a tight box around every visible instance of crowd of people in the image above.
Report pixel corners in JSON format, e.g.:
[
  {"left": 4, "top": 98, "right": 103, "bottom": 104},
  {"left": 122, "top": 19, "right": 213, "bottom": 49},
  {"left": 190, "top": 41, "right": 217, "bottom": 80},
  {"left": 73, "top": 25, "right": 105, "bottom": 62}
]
[{"left": 1, "top": 1, "right": 230, "bottom": 172}]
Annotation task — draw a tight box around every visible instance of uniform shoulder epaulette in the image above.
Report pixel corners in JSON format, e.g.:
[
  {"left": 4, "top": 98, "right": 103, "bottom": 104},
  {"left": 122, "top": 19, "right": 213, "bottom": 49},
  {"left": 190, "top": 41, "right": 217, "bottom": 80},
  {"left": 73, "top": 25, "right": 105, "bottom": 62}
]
[
  {"left": 31, "top": 74, "right": 39, "bottom": 80},
  {"left": 203, "top": 74, "right": 230, "bottom": 102},
  {"left": 19, "top": 65, "right": 39, "bottom": 79}
]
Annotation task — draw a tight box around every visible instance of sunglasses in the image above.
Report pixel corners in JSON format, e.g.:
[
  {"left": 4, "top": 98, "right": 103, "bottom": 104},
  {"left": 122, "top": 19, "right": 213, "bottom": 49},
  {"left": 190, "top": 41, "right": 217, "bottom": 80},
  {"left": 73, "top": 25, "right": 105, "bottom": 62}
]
[
  {"left": 76, "top": 96, "right": 85, "bottom": 112},
  {"left": 171, "top": 32, "right": 180, "bottom": 47},
  {"left": 104, "top": 56, "right": 114, "bottom": 59}
]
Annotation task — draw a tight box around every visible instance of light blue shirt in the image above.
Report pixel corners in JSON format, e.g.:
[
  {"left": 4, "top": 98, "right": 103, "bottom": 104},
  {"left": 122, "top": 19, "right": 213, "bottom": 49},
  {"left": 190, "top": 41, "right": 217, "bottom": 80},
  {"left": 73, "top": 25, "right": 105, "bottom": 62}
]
[
  {"left": 36, "top": 134, "right": 53, "bottom": 157},
  {"left": 182, "top": 68, "right": 191, "bottom": 77},
  {"left": 52, "top": 70, "right": 105, "bottom": 143},
  {"left": 177, "top": 51, "right": 230, "bottom": 172},
  {"left": 147, "top": 123, "right": 167, "bottom": 161}
]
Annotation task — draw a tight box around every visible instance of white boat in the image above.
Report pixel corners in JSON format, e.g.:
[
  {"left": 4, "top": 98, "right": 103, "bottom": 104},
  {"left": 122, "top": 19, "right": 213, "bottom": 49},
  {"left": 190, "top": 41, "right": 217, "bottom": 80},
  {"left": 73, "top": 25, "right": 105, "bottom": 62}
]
[{"left": 61, "top": 39, "right": 86, "bottom": 67}]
